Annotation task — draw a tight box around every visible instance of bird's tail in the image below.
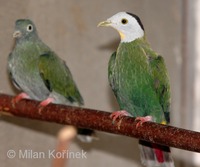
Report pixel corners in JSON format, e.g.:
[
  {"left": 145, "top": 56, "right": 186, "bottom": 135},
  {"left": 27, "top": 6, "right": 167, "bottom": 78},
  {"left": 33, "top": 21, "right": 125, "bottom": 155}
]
[
  {"left": 139, "top": 140, "right": 174, "bottom": 167},
  {"left": 77, "top": 128, "right": 98, "bottom": 143}
]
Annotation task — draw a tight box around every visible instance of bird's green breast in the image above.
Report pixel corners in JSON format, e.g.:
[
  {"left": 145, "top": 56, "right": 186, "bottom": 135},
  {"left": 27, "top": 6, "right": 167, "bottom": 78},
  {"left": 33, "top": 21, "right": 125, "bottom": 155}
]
[
  {"left": 109, "top": 38, "right": 164, "bottom": 123},
  {"left": 9, "top": 40, "right": 50, "bottom": 100},
  {"left": 13, "top": 41, "right": 48, "bottom": 76}
]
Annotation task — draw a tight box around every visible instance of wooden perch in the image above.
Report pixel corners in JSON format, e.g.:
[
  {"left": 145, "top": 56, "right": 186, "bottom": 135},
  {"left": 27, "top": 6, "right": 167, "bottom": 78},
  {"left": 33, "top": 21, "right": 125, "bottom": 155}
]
[{"left": 0, "top": 93, "right": 200, "bottom": 153}]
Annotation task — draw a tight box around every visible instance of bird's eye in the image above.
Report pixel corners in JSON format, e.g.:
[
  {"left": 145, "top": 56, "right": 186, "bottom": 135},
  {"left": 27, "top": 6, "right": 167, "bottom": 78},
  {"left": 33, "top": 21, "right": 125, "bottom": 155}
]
[
  {"left": 27, "top": 24, "right": 33, "bottom": 32},
  {"left": 121, "top": 18, "right": 128, "bottom": 24}
]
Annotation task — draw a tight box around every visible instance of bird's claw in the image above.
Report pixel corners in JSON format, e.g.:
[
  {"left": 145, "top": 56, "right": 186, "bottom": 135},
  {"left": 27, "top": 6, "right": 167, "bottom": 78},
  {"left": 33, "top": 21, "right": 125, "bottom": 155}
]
[
  {"left": 135, "top": 116, "right": 152, "bottom": 128},
  {"left": 39, "top": 97, "right": 54, "bottom": 107},
  {"left": 110, "top": 110, "right": 129, "bottom": 123},
  {"left": 38, "top": 97, "right": 54, "bottom": 114},
  {"left": 12, "top": 92, "right": 30, "bottom": 107}
]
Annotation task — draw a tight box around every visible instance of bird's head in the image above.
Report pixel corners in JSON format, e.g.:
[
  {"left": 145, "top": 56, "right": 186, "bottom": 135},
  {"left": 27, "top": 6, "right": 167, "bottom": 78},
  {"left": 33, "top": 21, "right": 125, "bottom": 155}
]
[
  {"left": 98, "top": 12, "right": 145, "bottom": 43},
  {"left": 13, "top": 19, "right": 38, "bottom": 41}
]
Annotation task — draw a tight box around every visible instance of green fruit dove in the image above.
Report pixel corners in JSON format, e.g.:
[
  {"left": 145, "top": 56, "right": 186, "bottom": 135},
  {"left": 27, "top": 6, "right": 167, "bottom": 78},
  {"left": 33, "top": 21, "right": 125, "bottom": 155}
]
[
  {"left": 98, "top": 12, "right": 174, "bottom": 167},
  {"left": 8, "top": 19, "right": 94, "bottom": 142}
]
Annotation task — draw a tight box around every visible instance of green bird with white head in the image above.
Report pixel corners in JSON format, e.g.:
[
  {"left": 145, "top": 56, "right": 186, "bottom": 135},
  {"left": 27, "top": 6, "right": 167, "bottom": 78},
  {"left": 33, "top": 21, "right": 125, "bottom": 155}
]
[
  {"left": 8, "top": 19, "right": 94, "bottom": 142},
  {"left": 98, "top": 12, "right": 174, "bottom": 167}
]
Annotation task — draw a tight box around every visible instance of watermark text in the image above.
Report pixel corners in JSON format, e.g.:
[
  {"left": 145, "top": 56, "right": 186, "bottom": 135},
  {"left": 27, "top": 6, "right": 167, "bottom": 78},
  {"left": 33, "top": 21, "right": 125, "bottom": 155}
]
[{"left": 7, "top": 149, "right": 87, "bottom": 159}]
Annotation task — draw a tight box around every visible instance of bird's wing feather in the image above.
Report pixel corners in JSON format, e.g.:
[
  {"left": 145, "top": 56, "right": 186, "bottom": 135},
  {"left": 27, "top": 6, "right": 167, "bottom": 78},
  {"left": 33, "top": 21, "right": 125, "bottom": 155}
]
[
  {"left": 145, "top": 48, "right": 171, "bottom": 123},
  {"left": 38, "top": 51, "right": 84, "bottom": 105}
]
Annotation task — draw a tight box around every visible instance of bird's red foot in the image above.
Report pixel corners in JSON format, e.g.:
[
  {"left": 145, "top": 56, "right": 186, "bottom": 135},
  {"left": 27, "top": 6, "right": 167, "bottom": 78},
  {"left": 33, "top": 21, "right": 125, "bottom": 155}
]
[
  {"left": 135, "top": 116, "right": 153, "bottom": 128},
  {"left": 12, "top": 92, "right": 30, "bottom": 107},
  {"left": 39, "top": 97, "right": 54, "bottom": 107},
  {"left": 110, "top": 110, "right": 130, "bottom": 123},
  {"left": 38, "top": 97, "right": 54, "bottom": 114}
]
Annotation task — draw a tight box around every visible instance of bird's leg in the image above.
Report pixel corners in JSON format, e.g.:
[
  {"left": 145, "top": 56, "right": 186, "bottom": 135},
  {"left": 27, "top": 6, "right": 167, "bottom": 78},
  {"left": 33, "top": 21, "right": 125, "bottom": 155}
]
[
  {"left": 135, "top": 116, "right": 153, "bottom": 128},
  {"left": 110, "top": 110, "right": 130, "bottom": 123},
  {"left": 12, "top": 92, "right": 30, "bottom": 107},
  {"left": 39, "top": 97, "right": 54, "bottom": 107},
  {"left": 38, "top": 97, "right": 54, "bottom": 114}
]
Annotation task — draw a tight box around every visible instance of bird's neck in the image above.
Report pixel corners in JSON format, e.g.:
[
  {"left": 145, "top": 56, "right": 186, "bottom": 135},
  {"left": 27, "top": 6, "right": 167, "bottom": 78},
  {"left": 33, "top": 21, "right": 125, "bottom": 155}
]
[
  {"left": 120, "top": 35, "right": 147, "bottom": 45},
  {"left": 120, "top": 30, "right": 145, "bottom": 43},
  {"left": 16, "top": 34, "right": 40, "bottom": 45},
  {"left": 117, "top": 37, "right": 149, "bottom": 59}
]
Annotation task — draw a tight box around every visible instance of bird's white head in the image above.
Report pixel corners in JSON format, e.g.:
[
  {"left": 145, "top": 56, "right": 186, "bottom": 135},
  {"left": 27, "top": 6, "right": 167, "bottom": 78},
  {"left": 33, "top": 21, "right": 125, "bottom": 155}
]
[{"left": 98, "top": 12, "right": 145, "bottom": 43}]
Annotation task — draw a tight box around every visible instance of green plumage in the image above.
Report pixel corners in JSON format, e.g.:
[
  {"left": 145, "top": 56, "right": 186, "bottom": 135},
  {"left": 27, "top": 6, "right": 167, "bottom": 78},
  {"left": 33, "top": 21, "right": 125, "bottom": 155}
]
[
  {"left": 8, "top": 19, "right": 95, "bottom": 142},
  {"left": 108, "top": 37, "right": 170, "bottom": 123},
  {"left": 99, "top": 12, "right": 174, "bottom": 166},
  {"left": 39, "top": 52, "right": 83, "bottom": 104},
  {"left": 8, "top": 19, "right": 83, "bottom": 105}
]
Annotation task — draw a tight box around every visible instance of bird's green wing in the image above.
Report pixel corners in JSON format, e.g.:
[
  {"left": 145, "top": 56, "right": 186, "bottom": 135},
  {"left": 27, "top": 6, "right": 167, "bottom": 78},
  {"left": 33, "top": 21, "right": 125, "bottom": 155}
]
[
  {"left": 145, "top": 48, "right": 171, "bottom": 123},
  {"left": 38, "top": 51, "right": 84, "bottom": 105}
]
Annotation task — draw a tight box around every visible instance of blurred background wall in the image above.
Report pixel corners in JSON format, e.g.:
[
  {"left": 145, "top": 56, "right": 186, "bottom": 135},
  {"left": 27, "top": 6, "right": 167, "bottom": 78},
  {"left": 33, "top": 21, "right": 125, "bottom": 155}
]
[{"left": 0, "top": 0, "right": 199, "bottom": 167}]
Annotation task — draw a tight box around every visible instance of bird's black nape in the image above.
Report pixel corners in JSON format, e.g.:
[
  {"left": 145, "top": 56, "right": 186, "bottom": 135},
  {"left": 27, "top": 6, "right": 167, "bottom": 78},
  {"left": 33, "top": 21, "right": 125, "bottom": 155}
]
[{"left": 126, "top": 12, "right": 145, "bottom": 31}]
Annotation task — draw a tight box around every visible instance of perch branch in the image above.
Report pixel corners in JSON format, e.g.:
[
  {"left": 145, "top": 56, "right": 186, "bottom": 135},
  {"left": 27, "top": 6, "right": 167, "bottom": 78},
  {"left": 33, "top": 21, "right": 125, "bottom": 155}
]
[{"left": 0, "top": 93, "right": 200, "bottom": 153}]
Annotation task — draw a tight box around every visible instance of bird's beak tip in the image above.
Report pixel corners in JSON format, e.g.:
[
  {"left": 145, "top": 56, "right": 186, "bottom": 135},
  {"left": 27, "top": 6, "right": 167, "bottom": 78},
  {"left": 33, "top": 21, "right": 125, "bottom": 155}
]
[
  {"left": 97, "top": 20, "right": 111, "bottom": 27},
  {"left": 13, "top": 31, "right": 21, "bottom": 38}
]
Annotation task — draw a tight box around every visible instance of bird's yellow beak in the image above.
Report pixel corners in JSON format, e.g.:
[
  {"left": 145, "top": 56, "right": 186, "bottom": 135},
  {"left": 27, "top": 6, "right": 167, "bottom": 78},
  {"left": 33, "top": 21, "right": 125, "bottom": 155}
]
[
  {"left": 97, "top": 20, "right": 112, "bottom": 27},
  {"left": 98, "top": 20, "right": 125, "bottom": 40},
  {"left": 13, "top": 30, "right": 22, "bottom": 38}
]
